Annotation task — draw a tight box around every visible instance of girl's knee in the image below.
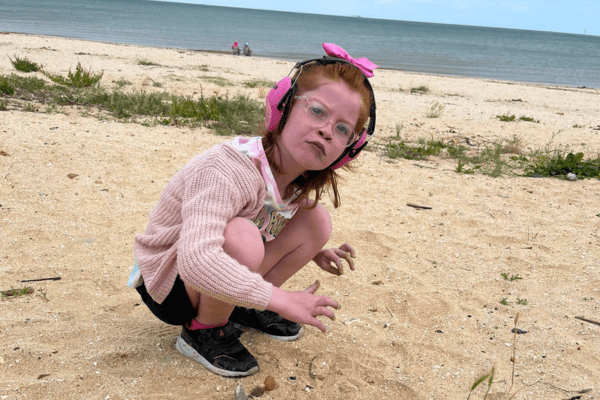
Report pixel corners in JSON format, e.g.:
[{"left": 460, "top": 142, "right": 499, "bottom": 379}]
[
  {"left": 305, "top": 203, "right": 332, "bottom": 246},
  {"left": 223, "top": 217, "right": 264, "bottom": 272}
]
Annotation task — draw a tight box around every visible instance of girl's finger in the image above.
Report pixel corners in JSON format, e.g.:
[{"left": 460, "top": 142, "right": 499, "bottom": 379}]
[
  {"left": 335, "top": 256, "right": 344, "bottom": 275},
  {"left": 311, "top": 319, "right": 327, "bottom": 333},
  {"left": 342, "top": 251, "right": 355, "bottom": 271},
  {"left": 340, "top": 243, "right": 356, "bottom": 257},
  {"left": 322, "top": 263, "right": 339, "bottom": 275},
  {"left": 314, "top": 306, "right": 336, "bottom": 321},
  {"left": 317, "top": 296, "right": 339, "bottom": 310},
  {"left": 303, "top": 280, "right": 320, "bottom": 293}
]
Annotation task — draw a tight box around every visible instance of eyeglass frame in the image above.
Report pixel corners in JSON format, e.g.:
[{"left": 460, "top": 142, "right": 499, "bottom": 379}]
[{"left": 293, "top": 95, "right": 359, "bottom": 147}]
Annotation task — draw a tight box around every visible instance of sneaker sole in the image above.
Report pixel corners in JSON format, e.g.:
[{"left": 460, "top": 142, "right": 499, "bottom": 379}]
[
  {"left": 232, "top": 323, "right": 305, "bottom": 342},
  {"left": 175, "top": 334, "right": 259, "bottom": 377}
]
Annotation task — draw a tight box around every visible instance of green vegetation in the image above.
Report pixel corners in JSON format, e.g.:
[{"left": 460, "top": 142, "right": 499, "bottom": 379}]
[
  {"left": 426, "top": 101, "right": 445, "bottom": 118},
  {"left": 0, "top": 73, "right": 263, "bottom": 135},
  {"left": 523, "top": 151, "right": 600, "bottom": 179},
  {"left": 243, "top": 79, "right": 275, "bottom": 88},
  {"left": 9, "top": 55, "right": 43, "bottom": 72},
  {"left": 516, "top": 298, "right": 528, "bottom": 305},
  {"left": 42, "top": 62, "right": 103, "bottom": 88},
  {"left": 0, "top": 77, "right": 15, "bottom": 95},
  {"left": 467, "top": 366, "right": 494, "bottom": 400},
  {"left": 518, "top": 116, "right": 539, "bottom": 123},
  {"left": 501, "top": 273, "right": 523, "bottom": 281},
  {"left": 1, "top": 286, "right": 33, "bottom": 299},
  {"left": 138, "top": 59, "right": 160, "bottom": 66},
  {"left": 113, "top": 78, "right": 132, "bottom": 88},
  {"left": 394, "top": 122, "right": 404, "bottom": 139},
  {"left": 384, "top": 129, "right": 600, "bottom": 180},
  {"left": 500, "top": 297, "right": 510, "bottom": 305},
  {"left": 385, "top": 139, "right": 461, "bottom": 160},
  {"left": 410, "top": 85, "right": 429, "bottom": 94},
  {"left": 496, "top": 113, "right": 515, "bottom": 122},
  {"left": 199, "top": 76, "right": 232, "bottom": 87}
]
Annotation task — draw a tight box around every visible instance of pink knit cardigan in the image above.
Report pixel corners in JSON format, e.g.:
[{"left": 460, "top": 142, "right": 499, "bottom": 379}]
[{"left": 134, "top": 143, "right": 273, "bottom": 309}]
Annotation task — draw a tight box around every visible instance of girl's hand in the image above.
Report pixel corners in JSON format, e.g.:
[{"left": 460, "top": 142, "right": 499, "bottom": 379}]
[
  {"left": 312, "top": 243, "right": 356, "bottom": 276},
  {"left": 267, "top": 282, "right": 338, "bottom": 333}
]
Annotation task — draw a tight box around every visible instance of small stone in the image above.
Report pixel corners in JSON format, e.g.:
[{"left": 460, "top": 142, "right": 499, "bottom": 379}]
[
  {"left": 567, "top": 172, "right": 577, "bottom": 181},
  {"left": 264, "top": 375, "right": 276, "bottom": 391},
  {"left": 250, "top": 385, "right": 265, "bottom": 397},
  {"left": 343, "top": 318, "right": 361, "bottom": 325},
  {"left": 67, "top": 173, "right": 79, "bottom": 179},
  {"left": 234, "top": 383, "right": 248, "bottom": 400}
]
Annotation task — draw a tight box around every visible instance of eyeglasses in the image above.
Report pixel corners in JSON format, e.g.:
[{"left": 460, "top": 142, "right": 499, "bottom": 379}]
[{"left": 294, "top": 96, "right": 358, "bottom": 147}]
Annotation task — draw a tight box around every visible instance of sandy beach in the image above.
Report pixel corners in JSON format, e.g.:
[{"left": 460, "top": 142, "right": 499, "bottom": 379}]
[{"left": 1, "top": 33, "right": 599, "bottom": 400}]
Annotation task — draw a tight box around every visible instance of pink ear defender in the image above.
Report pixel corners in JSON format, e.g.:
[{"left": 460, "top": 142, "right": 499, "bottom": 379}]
[
  {"left": 264, "top": 54, "right": 376, "bottom": 170},
  {"left": 264, "top": 76, "right": 292, "bottom": 132}
]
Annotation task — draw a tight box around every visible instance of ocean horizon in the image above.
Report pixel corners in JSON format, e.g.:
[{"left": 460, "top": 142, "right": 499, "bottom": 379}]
[{"left": 1, "top": 0, "right": 599, "bottom": 88}]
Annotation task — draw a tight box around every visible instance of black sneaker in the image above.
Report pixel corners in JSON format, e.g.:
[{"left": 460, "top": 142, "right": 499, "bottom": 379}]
[
  {"left": 229, "top": 307, "right": 304, "bottom": 341},
  {"left": 175, "top": 322, "right": 259, "bottom": 377}
]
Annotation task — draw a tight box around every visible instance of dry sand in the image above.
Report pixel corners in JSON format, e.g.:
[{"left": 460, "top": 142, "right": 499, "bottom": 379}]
[{"left": 1, "top": 33, "right": 599, "bottom": 400}]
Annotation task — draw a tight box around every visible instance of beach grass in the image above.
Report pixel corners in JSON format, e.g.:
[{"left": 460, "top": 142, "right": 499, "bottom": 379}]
[
  {"left": 426, "top": 101, "right": 445, "bottom": 118},
  {"left": 0, "top": 72, "right": 263, "bottom": 135},
  {"left": 42, "top": 62, "right": 103, "bottom": 88},
  {"left": 411, "top": 85, "right": 429, "bottom": 94},
  {"left": 243, "top": 79, "right": 275, "bottom": 88},
  {"left": 9, "top": 55, "right": 43, "bottom": 72},
  {"left": 385, "top": 135, "right": 600, "bottom": 179}
]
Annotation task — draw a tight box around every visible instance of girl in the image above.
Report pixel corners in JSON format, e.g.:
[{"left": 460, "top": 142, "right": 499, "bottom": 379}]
[{"left": 129, "top": 43, "right": 377, "bottom": 377}]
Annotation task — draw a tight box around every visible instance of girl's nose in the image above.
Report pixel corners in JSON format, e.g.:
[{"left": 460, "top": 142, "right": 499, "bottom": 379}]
[{"left": 318, "top": 120, "right": 336, "bottom": 141}]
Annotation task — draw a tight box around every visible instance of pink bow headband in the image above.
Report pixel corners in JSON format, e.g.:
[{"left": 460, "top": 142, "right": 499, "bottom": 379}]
[{"left": 322, "top": 43, "right": 379, "bottom": 78}]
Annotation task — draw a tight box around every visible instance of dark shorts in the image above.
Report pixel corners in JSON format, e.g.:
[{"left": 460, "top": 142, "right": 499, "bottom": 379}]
[{"left": 136, "top": 275, "right": 196, "bottom": 326}]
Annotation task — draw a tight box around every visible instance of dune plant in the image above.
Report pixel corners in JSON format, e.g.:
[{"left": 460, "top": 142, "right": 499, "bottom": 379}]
[
  {"left": 0, "top": 77, "right": 15, "bottom": 95},
  {"left": 9, "top": 55, "right": 43, "bottom": 72},
  {"left": 138, "top": 59, "right": 160, "bottom": 66},
  {"left": 426, "top": 101, "right": 445, "bottom": 118},
  {"left": 0, "top": 72, "right": 263, "bottom": 135},
  {"left": 518, "top": 116, "right": 539, "bottom": 123},
  {"left": 467, "top": 366, "right": 494, "bottom": 399},
  {"left": 410, "top": 85, "right": 429, "bottom": 94},
  {"left": 42, "top": 62, "right": 103, "bottom": 88},
  {"left": 496, "top": 113, "right": 515, "bottom": 122},
  {"left": 243, "top": 79, "right": 275, "bottom": 88}
]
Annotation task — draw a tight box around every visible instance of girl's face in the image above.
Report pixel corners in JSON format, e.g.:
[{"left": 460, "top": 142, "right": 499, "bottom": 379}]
[{"left": 277, "top": 77, "right": 362, "bottom": 173}]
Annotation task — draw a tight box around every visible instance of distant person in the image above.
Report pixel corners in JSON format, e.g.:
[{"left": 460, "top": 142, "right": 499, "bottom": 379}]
[
  {"left": 231, "top": 41, "right": 240, "bottom": 56},
  {"left": 243, "top": 42, "right": 252, "bottom": 56}
]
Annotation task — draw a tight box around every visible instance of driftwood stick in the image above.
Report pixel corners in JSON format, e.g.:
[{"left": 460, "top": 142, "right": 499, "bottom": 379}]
[
  {"left": 407, "top": 203, "right": 432, "bottom": 210},
  {"left": 21, "top": 277, "right": 62, "bottom": 283},
  {"left": 575, "top": 316, "right": 600, "bottom": 327}
]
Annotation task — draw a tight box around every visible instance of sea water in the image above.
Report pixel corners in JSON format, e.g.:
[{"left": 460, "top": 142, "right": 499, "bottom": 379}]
[{"left": 1, "top": 0, "right": 599, "bottom": 88}]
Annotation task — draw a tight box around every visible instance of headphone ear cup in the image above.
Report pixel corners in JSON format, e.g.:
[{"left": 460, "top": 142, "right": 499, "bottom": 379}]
[
  {"left": 264, "top": 76, "right": 292, "bottom": 132},
  {"left": 330, "top": 129, "right": 368, "bottom": 170}
]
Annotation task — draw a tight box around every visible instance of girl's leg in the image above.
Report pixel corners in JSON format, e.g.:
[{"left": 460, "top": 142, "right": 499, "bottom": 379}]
[
  {"left": 260, "top": 202, "right": 332, "bottom": 288},
  {"left": 185, "top": 217, "right": 264, "bottom": 325}
]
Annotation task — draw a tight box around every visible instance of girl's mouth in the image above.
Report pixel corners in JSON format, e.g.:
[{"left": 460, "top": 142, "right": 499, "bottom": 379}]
[{"left": 307, "top": 141, "right": 326, "bottom": 157}]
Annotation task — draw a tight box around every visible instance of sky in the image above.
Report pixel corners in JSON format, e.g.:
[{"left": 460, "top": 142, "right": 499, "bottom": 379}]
[{"left": 157, "top": 0, "right": 599, "bottom": 35}]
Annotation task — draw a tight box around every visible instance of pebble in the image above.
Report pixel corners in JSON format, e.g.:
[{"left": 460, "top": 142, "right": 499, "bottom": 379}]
[
  {"left": 234, "top": 383, "right": 248, "bottom": 400},
  {"left": 567, "top": 172, "right": 577, "bottom": 181},
  {"left": 250, "top": 385, "right": 265, "bottom": 397},
  {"left": 264, "top": 375, "right": 276, "bottom": 391}
]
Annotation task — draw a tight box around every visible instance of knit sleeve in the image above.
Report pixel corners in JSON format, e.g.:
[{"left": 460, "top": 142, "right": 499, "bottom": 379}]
[{"left": 176, "top": 148, "right": 273, "bottom": 310}]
